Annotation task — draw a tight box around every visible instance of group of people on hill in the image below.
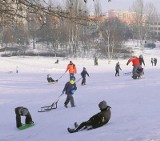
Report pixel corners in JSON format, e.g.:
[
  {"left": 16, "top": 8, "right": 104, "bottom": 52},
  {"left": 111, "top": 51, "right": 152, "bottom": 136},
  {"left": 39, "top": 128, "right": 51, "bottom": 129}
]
[
  {"left": 15, "top": 60, "right": 111, "bottom": 133},
  {"left": 61, "top": 61, "right": 111, "bottom": 133},
  {"left": 115, "top": 54, "right": 145, "bottom": 79},
  {"left": 53, "top": 60, "right": 111, "bottom": 132},
  {"left": 126, "top": 55, "right": 144, "bottom": 79}
]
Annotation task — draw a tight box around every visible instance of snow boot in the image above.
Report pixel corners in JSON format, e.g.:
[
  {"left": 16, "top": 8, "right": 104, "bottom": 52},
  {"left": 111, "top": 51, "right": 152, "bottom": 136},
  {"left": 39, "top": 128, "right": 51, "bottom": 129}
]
[
  {"left": 67, "top": 128, "right": 77, "bottom": 133},
  {"left": 74, "top": 122, "right": 78, "bottom": 128}
]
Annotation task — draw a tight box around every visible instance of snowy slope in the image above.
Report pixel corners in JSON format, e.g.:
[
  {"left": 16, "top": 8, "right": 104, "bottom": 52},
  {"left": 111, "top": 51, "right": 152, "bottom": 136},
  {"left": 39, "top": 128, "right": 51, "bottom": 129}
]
[{"left": 0, "top": 49, "right": 160, "bottom": 141}]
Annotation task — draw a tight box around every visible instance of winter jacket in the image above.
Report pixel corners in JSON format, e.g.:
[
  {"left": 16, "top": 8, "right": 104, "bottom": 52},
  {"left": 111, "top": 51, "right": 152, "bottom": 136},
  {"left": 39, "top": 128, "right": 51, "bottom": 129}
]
[
  {"left": 63, "top": 81, "right": 77, "bottom": 95},
  {"left": 15, "top": 107, "right": 29, "bottom": 116},
  {"left": 89, "top": 106, "right": 111, "bottom": 128},
  {"left": 81, "top": 70, "right": 89, "bottom": 78},
  {"left": 127, "top": 56, "right": 140, "bottom": 66},
  {"left": 115, "top": 63, "right": 121, "bottom": 71},
  {"left": 66, "top": 63, "right": 77, "bottom": 74}
]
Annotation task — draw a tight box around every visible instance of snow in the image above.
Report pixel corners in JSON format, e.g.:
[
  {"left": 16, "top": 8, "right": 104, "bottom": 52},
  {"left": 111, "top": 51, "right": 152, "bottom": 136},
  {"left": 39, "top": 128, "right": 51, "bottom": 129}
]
[{"left": 1, "top": 49, "right": 160, "bottom": 141}]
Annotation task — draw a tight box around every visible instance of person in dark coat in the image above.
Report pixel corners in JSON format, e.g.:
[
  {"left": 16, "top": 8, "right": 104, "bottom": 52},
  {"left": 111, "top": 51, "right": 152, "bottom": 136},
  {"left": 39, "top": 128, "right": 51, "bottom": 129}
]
[
  {"left": 151, "top": 58, "right": 154, "bottom": 66},
  {"left": 15, "top": 107, "right": 34, "bottom": 128},
  {"left": 154, "top": 58, "right": 157, "bottom": 66},
  {"left": 67, "top": 100, "right": 111, "bottom": 133},
  {"left": 139, "top": 55, "right": 145, "bottom": 66},
  {"left": 81, "top": 67, "right": 89, "bottom": 85},
  {"left": 115, "top": 62, "right": 122, "bottom": 76},
  {"left": 94, "top": 57, "right": 98, "bottom": 65},
  {"left": 47, "top": 74, "right": 58, "bottom": 83},
  {"left": 63, "top": 76, "right": 77, "bottom": 108}
]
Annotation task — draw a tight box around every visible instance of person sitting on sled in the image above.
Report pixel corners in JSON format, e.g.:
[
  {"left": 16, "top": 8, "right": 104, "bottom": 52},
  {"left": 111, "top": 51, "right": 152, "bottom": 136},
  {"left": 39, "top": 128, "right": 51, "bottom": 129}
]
[
  {"left": 15, "top": 106, "right": 34, "bottom": 128},
  {"left": 67, "top": 100, "right": 111, "bottom": 133},
  {"left": 47, "top": 74, "right": 58, "bottom": 83},
  {"left": 55, "top": 59, "right": 59, "bottom": 64}
]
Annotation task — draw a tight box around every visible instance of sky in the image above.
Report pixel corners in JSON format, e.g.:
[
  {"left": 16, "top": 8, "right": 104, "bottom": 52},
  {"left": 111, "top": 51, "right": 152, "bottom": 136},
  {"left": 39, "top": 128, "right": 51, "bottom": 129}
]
[
  {"left": 87, "top": 0, "right": 160, "bottom": 14},
  {"left": 1, "top": 41, "right": 160, "bottom": 141},
  {"left": 51, "top": 0, "right": 160, "bottom": 15}
]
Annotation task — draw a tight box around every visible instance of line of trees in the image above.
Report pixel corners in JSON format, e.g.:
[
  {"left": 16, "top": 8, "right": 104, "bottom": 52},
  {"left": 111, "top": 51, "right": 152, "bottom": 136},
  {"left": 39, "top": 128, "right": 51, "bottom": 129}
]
[{"left": 0, "top": 0, "right": 159, "bottom": 59}]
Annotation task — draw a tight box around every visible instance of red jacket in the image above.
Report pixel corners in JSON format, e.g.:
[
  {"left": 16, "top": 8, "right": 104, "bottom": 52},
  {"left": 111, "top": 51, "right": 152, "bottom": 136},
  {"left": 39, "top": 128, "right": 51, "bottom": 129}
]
[
  {"left": 66, "top": 63, "right": 77, "bottom": 74},
  {"left": 127, "top": 56, "right": 140, "bottom": 66}
]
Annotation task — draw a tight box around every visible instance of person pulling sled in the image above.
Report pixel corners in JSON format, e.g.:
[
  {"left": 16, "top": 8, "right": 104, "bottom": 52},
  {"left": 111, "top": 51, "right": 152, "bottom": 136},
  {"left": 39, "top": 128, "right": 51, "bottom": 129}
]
[
  {"left": 126, "top": 56, "right": 144, "bottom": 79},
  {"left": 63, "top": 76, "right": 77, "bottom": 108},
  {"left": 67, "top": 100, "right": 111, "bottom": 133},
  {"left": 15, "top": 106, "right": 34, "bottom": 128},
  {"left": 47, "top": 74, "right": 58, "bottom": 83}
]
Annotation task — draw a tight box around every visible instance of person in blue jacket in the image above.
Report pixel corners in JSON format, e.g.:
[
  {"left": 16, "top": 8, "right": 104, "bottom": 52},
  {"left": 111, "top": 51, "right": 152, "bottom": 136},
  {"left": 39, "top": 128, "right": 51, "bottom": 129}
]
[
  {"left": 81, "top": 67, "right": 89, "bottom": 85},
  {"left": 63, "top": 76, "right": 77, "bottom": 108}
]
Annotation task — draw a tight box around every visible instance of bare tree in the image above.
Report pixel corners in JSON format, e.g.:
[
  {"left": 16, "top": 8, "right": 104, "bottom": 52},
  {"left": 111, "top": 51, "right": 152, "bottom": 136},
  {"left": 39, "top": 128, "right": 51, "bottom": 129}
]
[
  {"left": 145, "top": 2, "right": 159, "bottom": 41},
  {"left": 131, "top": 0, "right": 145, "bottom": 46}
]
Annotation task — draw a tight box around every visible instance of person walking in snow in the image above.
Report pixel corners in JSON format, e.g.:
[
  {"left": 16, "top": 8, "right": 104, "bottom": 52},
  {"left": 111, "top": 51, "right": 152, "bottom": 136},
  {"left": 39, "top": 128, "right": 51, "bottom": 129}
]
[
  {"left": 62, "top": 76, "right": 77, "bottom": 108},
  {"left": 139, "top": 55, "right": 145, "bottom": 66},
  {"left": 151, "top": 58, "right": 154, "bottom": 66},
  {"left": 81, "top": 67, "right": 89, "bottom": 85},
  {"left": 154, "top": 58, "right": 157, "bottom": 66},
  {"left": 67, "top": 100, "right": 111, "bottom": 133},
  {"left": 115, "top": 62, "right": 122, "bottom": 76},
  {"left": 15, "top": 107, "right": 34, "bottom": 128},
  {"left": 65, "top": 61, "right": 77, "bottom": 79}
]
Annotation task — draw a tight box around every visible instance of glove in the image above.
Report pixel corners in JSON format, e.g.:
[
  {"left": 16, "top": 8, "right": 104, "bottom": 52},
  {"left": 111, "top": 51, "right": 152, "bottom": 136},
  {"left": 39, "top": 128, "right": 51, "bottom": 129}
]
[
  {"left": 71, "top": 90, "right": 76, "bottom": 94},
  {"left": 126, "top": 63, "right": 128, "bottom": 66}
]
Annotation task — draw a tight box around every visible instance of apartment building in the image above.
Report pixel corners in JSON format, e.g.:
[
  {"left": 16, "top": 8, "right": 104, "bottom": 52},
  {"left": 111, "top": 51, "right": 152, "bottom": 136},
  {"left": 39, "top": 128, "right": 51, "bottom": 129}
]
[
  {"left": 149, "top": 19, "right": 160, "bottom": 37},
  {"left": 107, "top": 9, "right": 136, "bottom": 24}
]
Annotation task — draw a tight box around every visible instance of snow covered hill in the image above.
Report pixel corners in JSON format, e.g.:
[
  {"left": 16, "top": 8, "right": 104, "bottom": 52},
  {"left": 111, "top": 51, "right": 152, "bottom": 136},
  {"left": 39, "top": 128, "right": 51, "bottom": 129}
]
[{"left": 0, "top": 49, "right": 160, "bottom": 141}]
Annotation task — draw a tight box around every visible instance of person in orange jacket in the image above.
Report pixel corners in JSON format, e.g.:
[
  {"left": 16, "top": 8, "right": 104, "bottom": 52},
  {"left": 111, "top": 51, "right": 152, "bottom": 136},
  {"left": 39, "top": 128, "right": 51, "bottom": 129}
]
[
  {"left": 126, "top": 56, "right": 141, "bottom": 76},
  {"left": 66, "top": 61, "right": 77, "bottom": 79}
]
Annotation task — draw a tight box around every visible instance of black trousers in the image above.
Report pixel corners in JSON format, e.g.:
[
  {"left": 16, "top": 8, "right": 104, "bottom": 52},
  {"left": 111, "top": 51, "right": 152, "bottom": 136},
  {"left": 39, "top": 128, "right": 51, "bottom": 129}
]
[
  {"left": 115, "top": 70, "right": 119, "bottom": 76},
  {"left": 15, "top": 108, "right": 32, "bottom": 128},
  {"left": 81, "top": 77, "right": 86, "bottom": 85}
]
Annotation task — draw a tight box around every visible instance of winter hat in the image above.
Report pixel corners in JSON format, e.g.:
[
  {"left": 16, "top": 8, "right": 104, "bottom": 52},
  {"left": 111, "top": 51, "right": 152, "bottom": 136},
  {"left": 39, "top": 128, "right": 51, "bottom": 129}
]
[
  {"left": 19, "top": 107, "right": 29, "bottom": 116},
  {"left": 70, "top": 61, "right": 73, "bottom": 64},
  {"left": 98, "top": 100, "right": 107, "bottom": 110}
]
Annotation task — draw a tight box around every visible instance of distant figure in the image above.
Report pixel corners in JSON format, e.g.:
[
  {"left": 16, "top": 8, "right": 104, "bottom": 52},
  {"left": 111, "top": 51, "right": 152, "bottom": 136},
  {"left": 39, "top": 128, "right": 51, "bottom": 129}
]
[
  {"left": 15, "top": 107, "right": 34, "bottom": 128},
  {"left": 115, "top": 62, "right": 122, "bottom": 77},
  {"left": 151, "top": 58, "right": 154, "bottom": 66},
  {"left": 16, "top": 66, "right": 18, "bottom": 73},
  {"left": 94, "top": 57, "right": 98, "bottom": 66},
  {"left": 154, "top": 58, "right": 157, "bottom": 66},
  {"left": 65, "top": 61, "right": 77, "bottom": 79},
  {"left": 55, "top": 59, "right": 59, "bottom": 64},
  {"left": 81, "top": 67, "right": 89, "bottom": 85},
  {"left": 47, "top": 74, "right": 58, "bottom": 83},
  {"left": 62, "top": 76, "right": 77, "bottom": 108},
  {"left": 67, "top": 100, "right": 111, "bottom": 133},
  {"left": 139, "top": 55, "right": 145, "bottom": 66}
]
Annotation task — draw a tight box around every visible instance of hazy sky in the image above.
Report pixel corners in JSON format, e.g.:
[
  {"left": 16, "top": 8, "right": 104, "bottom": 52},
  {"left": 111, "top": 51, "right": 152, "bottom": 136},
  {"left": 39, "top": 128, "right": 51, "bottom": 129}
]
[
  {"left": 86, "top": 0, "right": 160, "bottom": 14},
  {"left": 53, "top": 0, "right": 160, "bottom": 14}
]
